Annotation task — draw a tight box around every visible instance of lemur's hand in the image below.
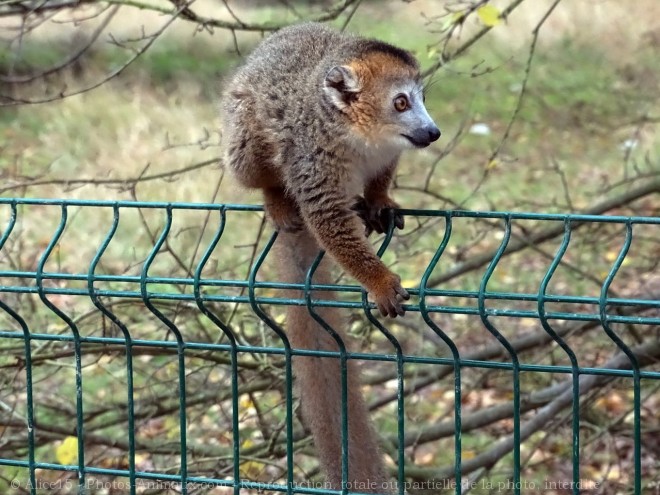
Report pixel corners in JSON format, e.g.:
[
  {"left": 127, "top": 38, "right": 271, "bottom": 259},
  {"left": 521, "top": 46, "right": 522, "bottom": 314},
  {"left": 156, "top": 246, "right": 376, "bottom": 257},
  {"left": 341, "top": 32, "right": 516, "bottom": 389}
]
[
  {"left": 352, "top": 196, "right": 404, "bottom": 236},
  {"left": 370, "top": 271, "right": 410, "bottom": 318}
]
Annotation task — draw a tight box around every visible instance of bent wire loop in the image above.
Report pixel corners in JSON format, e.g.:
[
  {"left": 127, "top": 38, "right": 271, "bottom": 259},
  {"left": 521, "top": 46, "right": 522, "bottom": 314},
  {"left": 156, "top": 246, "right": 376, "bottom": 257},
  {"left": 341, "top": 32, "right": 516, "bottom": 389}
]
[{"left": 0, "top": 198, "right": 658, "bottom": 495}]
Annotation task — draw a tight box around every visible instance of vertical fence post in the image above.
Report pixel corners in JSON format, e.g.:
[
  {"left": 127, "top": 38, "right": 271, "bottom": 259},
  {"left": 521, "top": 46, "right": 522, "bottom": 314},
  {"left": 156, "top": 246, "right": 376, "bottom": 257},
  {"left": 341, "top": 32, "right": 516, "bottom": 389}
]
[{"left": 35, "top": 204, "right": 87, "bottom": 493}]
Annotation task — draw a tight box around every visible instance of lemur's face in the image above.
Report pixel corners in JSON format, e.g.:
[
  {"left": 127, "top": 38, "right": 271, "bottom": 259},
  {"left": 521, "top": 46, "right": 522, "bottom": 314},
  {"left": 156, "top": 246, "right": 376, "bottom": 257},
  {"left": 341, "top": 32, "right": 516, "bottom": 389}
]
[
  {"left": 323, "top": 51, "right": 440, "bottom": 150},
  {"left": 382, "top": 78, "right": 440, "bottom": 149}
]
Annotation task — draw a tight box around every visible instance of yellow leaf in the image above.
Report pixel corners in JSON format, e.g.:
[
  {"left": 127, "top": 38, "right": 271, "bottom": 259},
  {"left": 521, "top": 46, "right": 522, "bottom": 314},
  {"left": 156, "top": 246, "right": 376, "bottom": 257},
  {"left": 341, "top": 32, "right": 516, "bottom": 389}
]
[
  {"left": 477, "top": 5, "right": 502, "bottom": 27},
  {"left": 605, "top": 465, "right": 622, "bottom": 481},
  {"left": 56, "top": 436, "right": 78, "bottom": 465},
  {"left": 486, "top": 159, "right": 498, "bottom": 170},
  {"left": 240, "top": 439, "right": 265, "bottom": 477},
  {"left": 605, "top": 251, "right": 618, "bottom": 262},
  {"left": 463, "top": 449, "right": 477, "bottom": 460},
  {"left": 241, "top": 459, "right": 265, "bottom": 478},
  {"left": 240, "top": 396, "right": 255, "bottom": 410},
  {"left": 164, "top": 417, "right": 179, "bottom": 439}
]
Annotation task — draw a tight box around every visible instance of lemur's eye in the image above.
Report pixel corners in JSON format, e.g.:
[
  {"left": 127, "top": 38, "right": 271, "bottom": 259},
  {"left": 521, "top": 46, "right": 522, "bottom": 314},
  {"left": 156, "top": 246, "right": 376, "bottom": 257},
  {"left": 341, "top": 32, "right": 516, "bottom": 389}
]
[{"left": 393, "top": 94, "right": 409, "bottom": 112}]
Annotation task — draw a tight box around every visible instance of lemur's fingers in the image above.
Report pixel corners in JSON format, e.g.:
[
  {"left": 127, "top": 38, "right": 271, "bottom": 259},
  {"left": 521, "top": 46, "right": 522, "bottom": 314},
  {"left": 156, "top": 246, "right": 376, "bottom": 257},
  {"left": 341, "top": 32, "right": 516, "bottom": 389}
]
[
  {"left": 378, "top": 208, "right": 405, "bottom": 233},
  {"left": 394, "top": 300, "right": 406, "bottom": 317},
  {"left": 396, "top": 285, "right": 410, "bottom": 300},
  {"left": 377, "top": 301, "right": 389, "bottom": 317},
  {"left": 352, "top": 196, "right": 385, "bottom": 236},
  {"left": 372, "top": 209, "right": 387, "bottom": 235},
  {"left": 377, "top": 298, "right": 403, "bottom": 318},
  {"left": 352, "top": 198, "right": 405, "bottom": 235},
  {"left": 393, "top": 211, "right": 405, "bottom": 230}
]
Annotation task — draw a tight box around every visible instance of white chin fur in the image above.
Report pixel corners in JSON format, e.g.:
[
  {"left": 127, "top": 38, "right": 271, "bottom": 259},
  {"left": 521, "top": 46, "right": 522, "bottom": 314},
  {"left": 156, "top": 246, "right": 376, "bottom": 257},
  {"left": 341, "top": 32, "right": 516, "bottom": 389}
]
[{"left": 392, "top": 134, "right": 417, "bottom": 150}]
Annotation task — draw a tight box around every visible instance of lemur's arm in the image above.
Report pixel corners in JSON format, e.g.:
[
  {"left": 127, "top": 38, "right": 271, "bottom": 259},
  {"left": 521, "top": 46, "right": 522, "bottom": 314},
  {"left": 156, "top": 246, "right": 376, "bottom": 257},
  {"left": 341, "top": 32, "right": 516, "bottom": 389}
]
[{"left": 289, "top": 159, "right": 409, "bottom": 318}]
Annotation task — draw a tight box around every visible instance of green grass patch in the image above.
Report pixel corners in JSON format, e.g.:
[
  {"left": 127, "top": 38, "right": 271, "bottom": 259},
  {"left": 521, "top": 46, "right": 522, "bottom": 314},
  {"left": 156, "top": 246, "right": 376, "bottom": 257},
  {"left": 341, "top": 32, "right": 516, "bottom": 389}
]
[{"left": 0, "top": 43, "right": 71, "bottom": 73}]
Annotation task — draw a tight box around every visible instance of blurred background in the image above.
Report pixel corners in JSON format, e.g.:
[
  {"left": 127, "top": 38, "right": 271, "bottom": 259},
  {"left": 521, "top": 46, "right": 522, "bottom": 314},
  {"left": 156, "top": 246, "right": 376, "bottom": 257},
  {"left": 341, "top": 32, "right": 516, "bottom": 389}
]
[{"left": 0, "top": 1, "right": 659, "bottom": 494}]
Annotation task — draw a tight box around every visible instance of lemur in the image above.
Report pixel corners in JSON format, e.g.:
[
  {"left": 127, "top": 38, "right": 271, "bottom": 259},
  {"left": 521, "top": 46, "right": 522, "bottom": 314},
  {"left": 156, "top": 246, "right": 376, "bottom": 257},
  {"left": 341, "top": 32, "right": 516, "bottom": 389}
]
[{"left": 220, "top": 22, "right": 440, "bottom": 493}]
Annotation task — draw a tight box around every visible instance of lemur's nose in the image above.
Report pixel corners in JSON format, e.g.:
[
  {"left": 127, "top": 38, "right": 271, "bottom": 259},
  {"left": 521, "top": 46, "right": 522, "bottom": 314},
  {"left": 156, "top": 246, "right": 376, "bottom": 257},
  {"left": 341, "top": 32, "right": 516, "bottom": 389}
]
[
  {"left": 407, "top": 125, "right": 442, "bottom": 148},
  {"left": 426, "top": 126, "right": 441, "bottom": 143}
]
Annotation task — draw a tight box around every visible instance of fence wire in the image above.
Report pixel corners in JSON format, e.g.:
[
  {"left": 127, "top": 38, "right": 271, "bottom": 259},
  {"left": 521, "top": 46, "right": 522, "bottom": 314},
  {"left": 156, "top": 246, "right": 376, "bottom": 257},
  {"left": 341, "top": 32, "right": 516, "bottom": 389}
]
[{"left": 0, "top": 198, "right": 658, "bottom": 495}]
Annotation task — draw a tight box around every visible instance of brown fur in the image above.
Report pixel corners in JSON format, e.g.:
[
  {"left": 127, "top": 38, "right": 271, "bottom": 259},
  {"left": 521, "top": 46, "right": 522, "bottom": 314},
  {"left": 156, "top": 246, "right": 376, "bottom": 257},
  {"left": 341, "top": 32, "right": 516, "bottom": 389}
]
[
  {"left": 346, "top": 53, "right": 419, "bottom": 137},
  {"left": 221, "top": 23, "right": 416, "bottom": 317},
  {"left": 277, "top": 229, "right": 390, "bottom": 493},
  {"left": 220, "top": 22, "right": 439, "bottom": 492}
]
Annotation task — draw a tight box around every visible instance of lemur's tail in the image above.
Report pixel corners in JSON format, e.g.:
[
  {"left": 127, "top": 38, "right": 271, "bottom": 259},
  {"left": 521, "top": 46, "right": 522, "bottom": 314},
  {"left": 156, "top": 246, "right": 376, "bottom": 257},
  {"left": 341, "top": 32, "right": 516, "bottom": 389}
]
[{"left": 275, "top": 228, "right": 392, "bottom": 493}]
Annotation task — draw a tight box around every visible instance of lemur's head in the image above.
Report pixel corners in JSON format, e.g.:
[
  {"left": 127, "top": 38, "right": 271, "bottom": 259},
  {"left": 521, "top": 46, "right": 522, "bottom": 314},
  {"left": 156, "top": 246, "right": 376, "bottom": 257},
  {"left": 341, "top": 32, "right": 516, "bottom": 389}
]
[{"left": 323, "top": 41, "right": 440, "bottom": 149}]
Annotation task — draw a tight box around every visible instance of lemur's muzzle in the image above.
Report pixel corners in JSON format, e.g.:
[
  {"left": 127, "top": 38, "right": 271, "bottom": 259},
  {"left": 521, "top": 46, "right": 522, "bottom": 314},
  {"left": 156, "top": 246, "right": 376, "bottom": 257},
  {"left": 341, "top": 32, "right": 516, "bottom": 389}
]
[{"left": 403, "top": 125, "right": 441, "bottom": 148}]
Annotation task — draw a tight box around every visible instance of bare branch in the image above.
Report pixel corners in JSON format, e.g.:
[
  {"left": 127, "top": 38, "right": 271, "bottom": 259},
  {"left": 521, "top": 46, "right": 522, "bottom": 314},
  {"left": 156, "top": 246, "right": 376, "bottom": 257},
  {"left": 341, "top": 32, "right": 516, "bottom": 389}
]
[
  {"left": 0, "top": 157, "right": 220, "bottom": 194},
  {"left": 406, "top": 340, "right": 660, "bottom": 480}
]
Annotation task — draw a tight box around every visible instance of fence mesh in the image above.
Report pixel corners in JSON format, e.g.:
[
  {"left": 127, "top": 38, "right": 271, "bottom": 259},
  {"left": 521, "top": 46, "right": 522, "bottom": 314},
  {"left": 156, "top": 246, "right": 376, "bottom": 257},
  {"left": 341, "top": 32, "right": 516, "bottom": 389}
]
[{"left": 0, "top": 198, "right": 658, "bottom": 495}]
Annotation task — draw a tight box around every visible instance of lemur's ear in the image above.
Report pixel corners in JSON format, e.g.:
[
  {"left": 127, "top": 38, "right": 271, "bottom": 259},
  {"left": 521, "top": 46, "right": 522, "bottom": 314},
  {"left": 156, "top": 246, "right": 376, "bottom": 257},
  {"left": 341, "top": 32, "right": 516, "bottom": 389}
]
[{"left": 323, "top": 65, "right": 360, "bottom": 108}]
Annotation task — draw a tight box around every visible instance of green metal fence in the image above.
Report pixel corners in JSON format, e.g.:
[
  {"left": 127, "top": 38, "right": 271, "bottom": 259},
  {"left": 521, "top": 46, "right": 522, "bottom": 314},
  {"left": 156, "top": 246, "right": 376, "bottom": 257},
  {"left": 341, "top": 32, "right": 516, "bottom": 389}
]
[{"left": 0, "top": 198, "right": 658, "bottom": 495}]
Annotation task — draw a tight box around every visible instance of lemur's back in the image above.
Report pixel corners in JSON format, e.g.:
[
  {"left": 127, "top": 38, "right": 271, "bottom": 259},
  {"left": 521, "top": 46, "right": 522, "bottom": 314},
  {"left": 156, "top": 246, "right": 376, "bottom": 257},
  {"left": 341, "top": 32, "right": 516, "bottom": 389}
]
[
  {"left": 235, "top": 23, "right": 346, "bottom": 91},
  {"left": 220, "top": 23, "right": 351, "bottom": 188}
]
